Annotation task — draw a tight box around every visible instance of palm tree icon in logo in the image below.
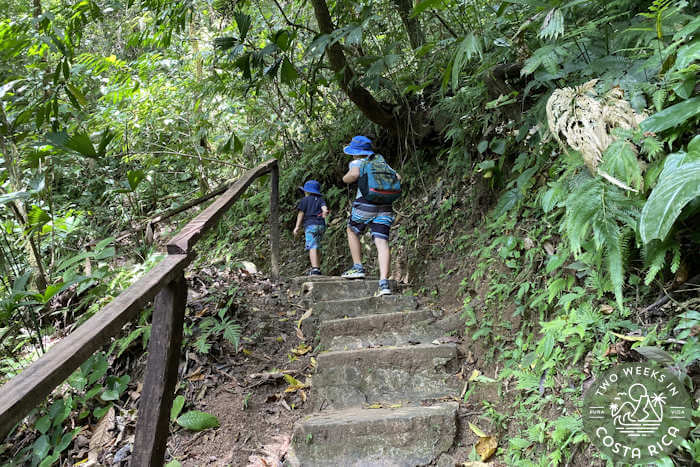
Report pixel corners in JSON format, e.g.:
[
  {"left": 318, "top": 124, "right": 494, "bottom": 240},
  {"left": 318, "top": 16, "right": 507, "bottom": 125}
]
[{"left": 611, "top": 383, "right": 664, "bottom": 436}]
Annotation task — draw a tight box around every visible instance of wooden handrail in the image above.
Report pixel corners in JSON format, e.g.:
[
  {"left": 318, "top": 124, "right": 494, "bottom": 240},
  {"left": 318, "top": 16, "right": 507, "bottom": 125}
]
[
  {"left": 0, "top": 158, "right": 280, "bottom": 464},
  {"left": 167, "top": 159, "right": 278, "bottom": 254}
]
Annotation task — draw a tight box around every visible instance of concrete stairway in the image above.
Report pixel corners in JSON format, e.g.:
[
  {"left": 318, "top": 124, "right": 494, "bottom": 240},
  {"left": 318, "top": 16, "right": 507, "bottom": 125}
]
[{"left": 287, "top": 277, "right": 461, "bottom": 466}]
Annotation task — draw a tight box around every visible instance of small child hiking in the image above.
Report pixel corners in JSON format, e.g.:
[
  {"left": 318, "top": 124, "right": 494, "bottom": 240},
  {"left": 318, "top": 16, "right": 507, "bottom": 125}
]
[{"left": 293, "top": 180, "right": 330, "bottom": 275}]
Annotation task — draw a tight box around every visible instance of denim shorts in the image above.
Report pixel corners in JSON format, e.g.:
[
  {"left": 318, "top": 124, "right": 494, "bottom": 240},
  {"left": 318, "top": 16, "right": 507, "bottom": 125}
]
[
  {"left": 304, "top": 224, "right": 326, "bottom": 250},
  {"left": 347, "top": 203, "right": 394, "bottom": 240}
]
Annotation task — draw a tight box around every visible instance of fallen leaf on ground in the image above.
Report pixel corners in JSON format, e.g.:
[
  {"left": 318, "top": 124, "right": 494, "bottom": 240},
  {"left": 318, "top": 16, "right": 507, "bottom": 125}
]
[
  {"left": 187, "top": 368, "right": 205, "bottom": 382},
  {"left": 291, "top": 343, "right": 311, "bottom": 355},
  {"left": 89, "top": 406, "right": 115, "bottom": 462},
  {"left": 247, "top": 434, "right": 291, "bottom": 467},
  {"left": 599, "top": 304, "right": 614, "bottom": 315},
  {"left": 283, "top": 374, "right": 307, "bottom": 392},
  {"left": 240, "top": 261, "right": 257, "bottom": 274},
  {"left": 468, "top": 369, "right": 481, "bottom": 381},
  {"left": 468, "top": 422, "right": 487, "bottom": 438},
  {"left": 367, "top": 403, "right": 383, "bottom": 409},
  {"left": 296, "top": 309, "right": 312, "bottom": 340},
  {"left": 610, "top": 331, "right": 644, "bottom": 342},
  {"left": 475, "top": 435, "right": 498, "bottom": 461}
]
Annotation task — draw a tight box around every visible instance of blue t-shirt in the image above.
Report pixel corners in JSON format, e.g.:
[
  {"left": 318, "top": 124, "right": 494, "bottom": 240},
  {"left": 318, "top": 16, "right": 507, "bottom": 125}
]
[{"left": 297, "top": 195, "right": 327, "bottom": 228}]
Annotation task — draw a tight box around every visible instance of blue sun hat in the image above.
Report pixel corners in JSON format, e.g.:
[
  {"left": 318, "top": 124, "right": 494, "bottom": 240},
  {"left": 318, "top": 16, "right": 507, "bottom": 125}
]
[
  {"left": 300, "top": 180, "right": 322, "bottom": 195},
  {"left": 343, "top": 135, "right": 374, "bottom": 156}
]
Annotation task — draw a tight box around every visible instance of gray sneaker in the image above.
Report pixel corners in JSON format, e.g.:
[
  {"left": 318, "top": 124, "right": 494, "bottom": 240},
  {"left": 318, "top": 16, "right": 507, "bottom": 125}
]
[
  {"left": 341, "top": 266, "right": 365, "bottom": 279},
  {"left": 375, "top": 285, "right": 392, "bottom": 296}
]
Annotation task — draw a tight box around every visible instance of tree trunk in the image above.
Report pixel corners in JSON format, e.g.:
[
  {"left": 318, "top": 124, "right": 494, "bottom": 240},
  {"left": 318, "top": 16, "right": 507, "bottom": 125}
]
[
  {"left": 309, "top": 0, "right": 398, "bottom": 131},
  {"left": 392, "top": 0, "right": 424, "bottom": 49},
  {"left": 0, "top": 109, "right": 48, "bottom": 293}
]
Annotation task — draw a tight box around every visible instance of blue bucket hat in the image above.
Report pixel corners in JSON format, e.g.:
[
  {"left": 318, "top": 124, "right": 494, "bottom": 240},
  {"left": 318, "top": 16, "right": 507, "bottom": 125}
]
[
  {"left": 300, "top": 180, "right": 322, "bottom": 195},
  {"left": 343, "top": 135, "right": 374, "bottom": 156}
]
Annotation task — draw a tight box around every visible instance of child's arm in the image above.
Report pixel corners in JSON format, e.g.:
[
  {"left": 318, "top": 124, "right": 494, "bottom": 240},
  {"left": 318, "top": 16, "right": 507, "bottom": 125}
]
[
  {"left": 343, "top": 160, "right": 362, "bottom": 184},
  {"left": 293, "top": 211, "right": 304, "bottom": 237}
]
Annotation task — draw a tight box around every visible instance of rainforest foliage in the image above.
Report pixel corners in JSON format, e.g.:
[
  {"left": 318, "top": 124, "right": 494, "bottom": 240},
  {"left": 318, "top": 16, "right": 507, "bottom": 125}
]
[{"left": 0, "top": 0, "right": 699, "bottom": 464}]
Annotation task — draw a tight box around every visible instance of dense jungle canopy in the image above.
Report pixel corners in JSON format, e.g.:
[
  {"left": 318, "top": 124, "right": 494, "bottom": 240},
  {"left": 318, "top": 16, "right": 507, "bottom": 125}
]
[{"left": 0, "top": 0, "right": 699, "bottom": 464}]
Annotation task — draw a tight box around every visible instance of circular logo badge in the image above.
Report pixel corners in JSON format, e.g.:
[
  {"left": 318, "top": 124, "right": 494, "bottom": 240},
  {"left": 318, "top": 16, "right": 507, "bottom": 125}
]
[{"left": 583, "top": 363, "right": 692, "bottom": 463}]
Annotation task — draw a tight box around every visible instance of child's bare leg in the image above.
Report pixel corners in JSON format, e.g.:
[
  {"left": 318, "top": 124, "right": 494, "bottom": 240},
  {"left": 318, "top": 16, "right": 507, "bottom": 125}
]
[
  {"left": 309, "top": 249, "right": 320, "bottom": 268},
  {"left": 347, "top": 226, "right": 362, "bottom": 265},
  {"left": 374, "top": 237, "right": 390, "bottom": 281}
]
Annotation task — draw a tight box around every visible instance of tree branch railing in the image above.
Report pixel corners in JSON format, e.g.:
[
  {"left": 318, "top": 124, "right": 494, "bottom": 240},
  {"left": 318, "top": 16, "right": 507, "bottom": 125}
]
[{"left": 0, "top": 158, "right": 280, "bottom": 465}]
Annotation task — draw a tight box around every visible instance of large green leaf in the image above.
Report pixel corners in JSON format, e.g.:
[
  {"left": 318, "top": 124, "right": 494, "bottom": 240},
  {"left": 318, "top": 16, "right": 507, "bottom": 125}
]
[
  {"left": 640, "top": 161, "right": 700, "bottom": 243},
  {"left": 451, "top": 33, "right": 482, "bottom": 91},
  {"left": 639, "top": 96, "right": 700, "bottom": 133},
  {"left": 101, "top": 375, "right": 130, "bottom": 401},
  {"left": 176, "top": 410, "right": 220, "bottom": 431},
  {"left": 273, "top": 30, "right": 291, "bottom": 51},
  {"left": 47, "top": 131, "right": 98, "bottom": 158},
  {"left": 234, "top": 12, "right": 251, "bottom": 41},
  {"left": 280, "top": 57, "right": 298, "bottom": 84},
  {"left": 672, "top": 40, "right": 700, "bottom": 71},
  {"left": 0, "top": 190, "right": 31, "bottom": 205},
  {"left": 127, "top": 169, "right": 146, "bottom": 191},
  {"left": 410, "top": 0, "right": 444, "bottom": 18},
  {"left": 170, "top": 395, "right": 186, "bottom": 421},
  {"left": 32, "top": 434, "right": 50, "bottom": 459}
]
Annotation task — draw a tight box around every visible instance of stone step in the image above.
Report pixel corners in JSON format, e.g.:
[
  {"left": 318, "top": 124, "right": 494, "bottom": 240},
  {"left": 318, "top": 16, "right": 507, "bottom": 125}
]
[
  {"left": 320, "top": 309, "right": 457, "bottom": 351},
  {"left": 287, "top": 402, "right": 458, "bottom": 467},
  {"left": 301, "top": 295, "right": 418, "bottom": 340},
  {"left": 290, "top": 275, "right": 381, "bottom": 286},
  {"left": 313, "top": 343, "right": 461, "bottom": 410},
  {"left": 313, "top": 294, "right": 417, "bottom": 318},
  {"left": 300, "top": 279, "right": 398, "bottom": 302}
]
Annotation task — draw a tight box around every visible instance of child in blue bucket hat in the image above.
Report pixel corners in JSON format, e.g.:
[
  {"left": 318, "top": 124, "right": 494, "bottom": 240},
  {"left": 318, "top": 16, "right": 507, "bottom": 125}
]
[
  {"left": 341, "top": 135, "right": 399, "bottom": 296},
  {"left": 294, "top": 180, "right": 330, "bottom": 275}
]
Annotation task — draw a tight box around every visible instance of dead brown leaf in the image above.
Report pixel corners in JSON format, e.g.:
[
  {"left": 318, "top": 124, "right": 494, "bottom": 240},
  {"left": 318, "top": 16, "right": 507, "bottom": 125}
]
[
  {"left": 543, "top": 242, "right": 556, "bottom": 256},
  {"left": 186, "top": 367, "right": 205, "bottom": 382},
  {"left": 88, "top": 406, "right": 114, "bottom": 462}
]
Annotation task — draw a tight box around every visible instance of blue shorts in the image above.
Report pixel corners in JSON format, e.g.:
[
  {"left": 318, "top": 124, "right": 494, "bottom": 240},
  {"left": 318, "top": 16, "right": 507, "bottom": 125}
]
[
  {"left": 304, "top": 224, "right": 326, "bottom": 250},
  {"left": 347, "top": 203, "right": 394, "bottom": 240}
]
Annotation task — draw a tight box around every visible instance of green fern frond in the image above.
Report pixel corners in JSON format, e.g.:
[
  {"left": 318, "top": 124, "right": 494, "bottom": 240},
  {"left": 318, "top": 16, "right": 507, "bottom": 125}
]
[
  {"left": 671, "top": 244, "right": 681, "bottom": 273},
  {"left": 194, "top": 335, "right": 211, "bottom": 354},
  {"left": 562, "top": 177, "right": 641, "bottom": 306},
  {"left": 641, "top": 135, "right": 664, "bottom": 159},
  {"left": 222, "top": 321, "right": 241, "bottom": 350},
  {"left": 652, "top": 88, "right": 667, "bottom": 112}
]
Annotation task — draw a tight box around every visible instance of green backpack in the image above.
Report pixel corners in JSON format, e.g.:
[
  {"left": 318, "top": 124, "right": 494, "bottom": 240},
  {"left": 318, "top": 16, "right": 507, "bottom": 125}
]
[{"left": 358, "top": 154, "right": 402, "bottom": 204}]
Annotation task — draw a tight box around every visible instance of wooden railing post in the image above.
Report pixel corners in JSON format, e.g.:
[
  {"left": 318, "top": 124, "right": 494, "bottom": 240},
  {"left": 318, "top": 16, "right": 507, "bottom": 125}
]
[
  {"left": 131, "top": 273, "right": 187, "bottom": 466},
  {"left": 270, "top": 162, "right": 280, "bottom": 281}
]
